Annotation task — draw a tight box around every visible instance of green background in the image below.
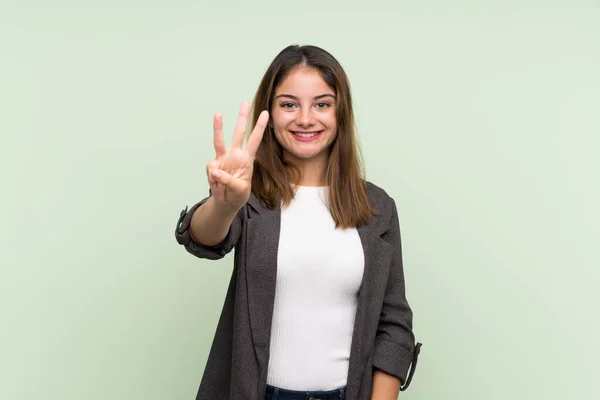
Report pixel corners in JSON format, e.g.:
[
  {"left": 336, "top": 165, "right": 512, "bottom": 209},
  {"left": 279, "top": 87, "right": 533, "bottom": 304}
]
[{"left": 1, "top": 1, "right": 598, "bottom": 399}]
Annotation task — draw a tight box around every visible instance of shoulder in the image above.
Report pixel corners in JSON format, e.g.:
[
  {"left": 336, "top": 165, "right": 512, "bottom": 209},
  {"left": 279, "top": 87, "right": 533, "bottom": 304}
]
[{"left": 365, "top": 180, "right": 396, "bottom": 216}]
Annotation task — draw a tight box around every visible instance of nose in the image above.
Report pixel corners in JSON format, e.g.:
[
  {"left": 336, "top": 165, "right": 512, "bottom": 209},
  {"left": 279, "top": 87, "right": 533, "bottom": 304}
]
[{"left": 296, "top": 107, "right": 315, "bottom": 127}]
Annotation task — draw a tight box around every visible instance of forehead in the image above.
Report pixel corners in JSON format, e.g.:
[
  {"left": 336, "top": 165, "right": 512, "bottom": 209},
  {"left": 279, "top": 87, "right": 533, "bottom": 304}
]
[{"left": 275, "top": 67, "right": 334, "bottom": 96}]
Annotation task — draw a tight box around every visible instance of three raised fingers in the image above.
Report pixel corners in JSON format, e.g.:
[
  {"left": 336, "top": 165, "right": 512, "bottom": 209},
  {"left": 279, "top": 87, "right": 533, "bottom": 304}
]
[{"left": 213, "top": 102, "right": 269, "bottom": 156}]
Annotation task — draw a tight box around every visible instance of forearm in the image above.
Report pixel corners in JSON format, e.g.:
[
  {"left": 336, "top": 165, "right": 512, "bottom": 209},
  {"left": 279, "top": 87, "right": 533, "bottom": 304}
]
[
  {"left": 189, "top": 196, "right": 240, "bottom": 246},
  {"left": 371, "top": 369, "right": 401, "bottom": 400}
]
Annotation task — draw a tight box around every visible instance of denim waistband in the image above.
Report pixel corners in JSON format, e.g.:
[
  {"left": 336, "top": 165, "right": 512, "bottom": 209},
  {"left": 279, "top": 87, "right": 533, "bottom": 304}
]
[{"left": 265, "top": 384, "right": 346, "bottom": 400}]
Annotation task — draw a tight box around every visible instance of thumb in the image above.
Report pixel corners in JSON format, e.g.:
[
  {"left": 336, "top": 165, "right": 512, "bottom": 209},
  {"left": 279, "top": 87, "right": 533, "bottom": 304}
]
[{"left": 211, "top": 169, "right": 246, "bottom": 194}]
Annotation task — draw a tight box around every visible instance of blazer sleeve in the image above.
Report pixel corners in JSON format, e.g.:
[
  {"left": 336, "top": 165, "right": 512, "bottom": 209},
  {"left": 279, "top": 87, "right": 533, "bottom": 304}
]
[
  {"left": 373, "top": 198, "right": 422, "bottom": 391},
  {"left": 174, "top": 195, "right": 245, "bottom": 260}
]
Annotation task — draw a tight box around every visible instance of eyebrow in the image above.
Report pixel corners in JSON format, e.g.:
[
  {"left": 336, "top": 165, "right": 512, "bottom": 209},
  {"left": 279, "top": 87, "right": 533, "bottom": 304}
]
[{"left": 274, "top": 93, "right": 336, "bottom": 101}]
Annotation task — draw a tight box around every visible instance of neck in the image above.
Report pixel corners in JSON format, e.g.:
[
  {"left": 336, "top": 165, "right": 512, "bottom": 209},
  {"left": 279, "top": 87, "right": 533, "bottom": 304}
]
[{"left": 284, "top": 152, "right": 328, "bottom": 187}]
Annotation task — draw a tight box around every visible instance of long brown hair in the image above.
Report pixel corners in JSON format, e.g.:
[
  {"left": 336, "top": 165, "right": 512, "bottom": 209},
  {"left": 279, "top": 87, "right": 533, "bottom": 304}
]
[{"left": 249, "top": 45, "right": 374, "bottom": 228}]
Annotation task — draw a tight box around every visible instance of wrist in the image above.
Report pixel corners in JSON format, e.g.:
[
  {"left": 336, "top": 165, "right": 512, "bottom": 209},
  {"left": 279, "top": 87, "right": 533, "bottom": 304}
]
[{"left": 207, "top": 195, "right": 241, "bottom": 218}]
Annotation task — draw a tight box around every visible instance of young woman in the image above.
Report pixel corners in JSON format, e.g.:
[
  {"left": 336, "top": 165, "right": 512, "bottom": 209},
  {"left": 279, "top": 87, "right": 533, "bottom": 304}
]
[{"left": 175, "top": 45, "right": 422, "bottom": 400}]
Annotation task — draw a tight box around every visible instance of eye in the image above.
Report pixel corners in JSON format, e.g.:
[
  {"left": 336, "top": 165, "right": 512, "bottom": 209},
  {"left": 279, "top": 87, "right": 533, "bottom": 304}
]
[
  {"left": 315, "top": 102, "right": 331, "bottom": 109},
  {"left": 280, "top": 102, "right": 297, "bottom": 109}
]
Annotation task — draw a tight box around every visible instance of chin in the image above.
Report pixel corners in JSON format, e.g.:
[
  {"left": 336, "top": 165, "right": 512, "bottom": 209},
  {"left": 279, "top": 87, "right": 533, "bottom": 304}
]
[{"left": 291, "top": 148, "right": 328, "bottom": 160}]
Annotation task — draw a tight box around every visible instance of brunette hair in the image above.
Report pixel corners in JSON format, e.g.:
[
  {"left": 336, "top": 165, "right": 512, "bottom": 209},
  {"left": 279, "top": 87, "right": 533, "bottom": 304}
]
[{"left": 249, "top": 45, "right": 374, "bottom": 228}]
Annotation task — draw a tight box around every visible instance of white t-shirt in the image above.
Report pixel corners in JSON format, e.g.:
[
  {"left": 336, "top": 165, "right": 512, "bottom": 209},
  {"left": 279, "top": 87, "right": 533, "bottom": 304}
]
[{"left": 266, "top": 186, "right": 365, "bottom": 390}]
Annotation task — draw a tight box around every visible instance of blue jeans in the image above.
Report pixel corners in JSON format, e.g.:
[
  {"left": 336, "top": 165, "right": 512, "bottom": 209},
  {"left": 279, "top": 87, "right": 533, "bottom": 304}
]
[{"left": 264, "top": 384, "right": 346, "bottom": 400}]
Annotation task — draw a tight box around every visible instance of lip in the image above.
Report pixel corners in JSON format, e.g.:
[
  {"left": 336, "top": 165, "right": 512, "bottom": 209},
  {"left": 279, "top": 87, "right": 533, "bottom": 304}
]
[{"left": 290, "top": 130, "right": 323, "bottom": 142}]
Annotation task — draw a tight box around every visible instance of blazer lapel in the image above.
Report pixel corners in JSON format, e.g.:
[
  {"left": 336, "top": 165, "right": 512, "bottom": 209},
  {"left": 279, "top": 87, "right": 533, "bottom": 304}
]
[
  {"left": 345, "top": 196, "right": 395, "bottom": 399},
  {"left": 244, "top": 194, "right": 280, "bottom": 380}
]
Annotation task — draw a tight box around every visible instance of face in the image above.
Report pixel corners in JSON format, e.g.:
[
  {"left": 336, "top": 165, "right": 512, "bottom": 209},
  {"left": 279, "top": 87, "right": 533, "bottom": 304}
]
[{"left": 271, "top": 67, "right": 337, "bottom": 167}]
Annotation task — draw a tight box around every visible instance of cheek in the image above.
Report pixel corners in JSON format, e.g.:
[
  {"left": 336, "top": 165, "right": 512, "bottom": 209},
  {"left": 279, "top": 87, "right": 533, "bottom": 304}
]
[
  {"left": 271, "top": 119, "right": 290, "bottom": 142},
  {"left": 272, "top": 113, "right": 291, "bottom": 131},
  {"left": 325, "top": 113, "right": 337, "bottom": 131}
]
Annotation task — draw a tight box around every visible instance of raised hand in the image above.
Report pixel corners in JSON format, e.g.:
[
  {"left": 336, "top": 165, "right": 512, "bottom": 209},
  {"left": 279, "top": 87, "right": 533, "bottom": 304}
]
[{"left": 206, "top": 101, "right": 269, "bottom": 210}]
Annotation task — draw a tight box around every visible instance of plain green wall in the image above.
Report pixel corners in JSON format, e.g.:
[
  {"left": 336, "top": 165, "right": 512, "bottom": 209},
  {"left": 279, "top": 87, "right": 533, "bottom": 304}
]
[{"left": 1, "top": 1, "right": 599, "bottom": 399}]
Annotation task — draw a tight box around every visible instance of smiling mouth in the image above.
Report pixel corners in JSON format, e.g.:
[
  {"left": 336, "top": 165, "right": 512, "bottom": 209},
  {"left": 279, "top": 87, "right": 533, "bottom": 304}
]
[{"left": 291, "top": 131, "right": 323, "bottom": 138}]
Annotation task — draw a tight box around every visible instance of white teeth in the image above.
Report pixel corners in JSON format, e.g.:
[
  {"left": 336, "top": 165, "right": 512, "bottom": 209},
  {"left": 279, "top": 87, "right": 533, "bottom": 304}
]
[{"left": 294, "top": 132, "right": 320, "bottom": 137}]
